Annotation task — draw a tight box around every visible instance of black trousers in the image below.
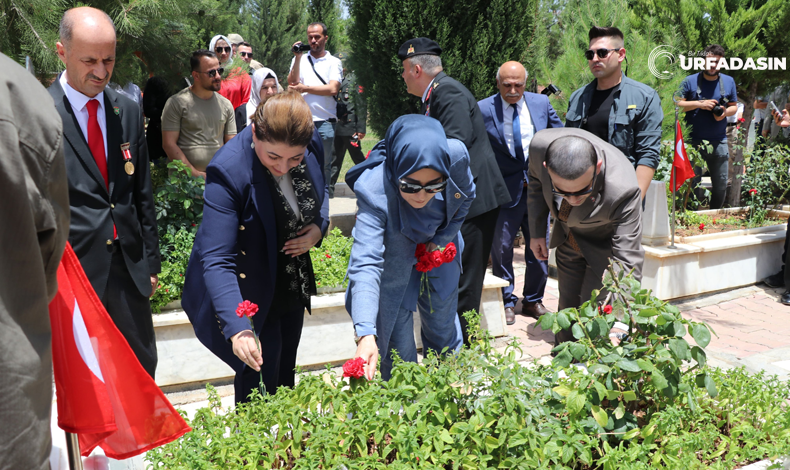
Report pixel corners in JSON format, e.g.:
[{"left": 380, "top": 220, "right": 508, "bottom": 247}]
[
  {"left": 330, "top": 134, "right": 366, "bottom": 189},
  {"left": 457, "top": 207, "right": 501, "bottom": 345},
  {"left": 103, "top": 245, "right": 157, "bottom": 378},
  {"left": 234, "top": 305, "right": 305, "bottom": 404}
]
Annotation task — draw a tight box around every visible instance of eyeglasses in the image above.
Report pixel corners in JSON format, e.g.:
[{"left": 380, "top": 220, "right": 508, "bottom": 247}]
[
  {"left": 399, "top": 179, "right": 448, "bottom": 194},
  {"left": 240, "top": 52, "right": 253, "bottom": 58},
  {"left": 584, "top": 48, "right": 620, "bottom": 60},
  {"left": 199, "top": 67, "right": 224, "bottom": 77},
  {"left": 215, "top": 46, "right": 231, "bottom": 54},
  {"left": 550, "top": 170, "right": 598, "bottom": 198}
]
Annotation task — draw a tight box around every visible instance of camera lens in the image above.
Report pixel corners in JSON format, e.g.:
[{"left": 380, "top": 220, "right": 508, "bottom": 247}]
[{"left": 713, "top": 105, "right": 724, "bottom": 117}]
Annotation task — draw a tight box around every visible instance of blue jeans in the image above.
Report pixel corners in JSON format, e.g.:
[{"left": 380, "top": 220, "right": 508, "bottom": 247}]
[
  {"left": 691, "top": 140, "right": 729, "bottom": 209},
  {"left": 380, "top": 284, "right": 463, "bottom": 380},
  {"left": 315, "top": 120, "right": 336, "bottom": 193}
]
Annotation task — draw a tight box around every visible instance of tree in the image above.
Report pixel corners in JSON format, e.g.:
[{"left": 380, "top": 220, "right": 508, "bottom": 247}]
[
  {"left": 308, "top": 0, "right": 347, "bottom": 54},
  {"left": 241, "top": 0, "right": 309, "bottom": 80},
  {"left": 348, "top": 0, "right": 537, "bottom": 136}
]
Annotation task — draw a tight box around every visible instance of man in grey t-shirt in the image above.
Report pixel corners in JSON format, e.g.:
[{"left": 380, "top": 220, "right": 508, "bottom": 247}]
[{"left": 162, "top": 49, "right": 236, "bottom": 177}]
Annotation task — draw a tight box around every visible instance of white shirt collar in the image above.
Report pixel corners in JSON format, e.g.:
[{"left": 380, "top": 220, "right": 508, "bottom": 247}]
[
  {"left": 500, "top": 94, "right": 525, "bottom": 112},
  {"left": 59, "top": 71, "right": 105, "bottom": 112},
  {"left": 308, "top": 50, "right": 332, "bottom": 62},
  {"left": 421, "top": 77, "right": 437, "bottom": 103}
]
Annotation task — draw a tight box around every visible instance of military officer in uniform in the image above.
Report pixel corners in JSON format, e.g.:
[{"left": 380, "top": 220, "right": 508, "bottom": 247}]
[{"left": 329, "top": 52, "right": 368, "bottom": 192}]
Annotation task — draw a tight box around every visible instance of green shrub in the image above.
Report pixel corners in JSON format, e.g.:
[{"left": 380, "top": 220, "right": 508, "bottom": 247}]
[
  {"left": 145, "top": 275, "right": 790, "bottom": 468},
  {"left": 150, "top": 161, "right": 204, "bottom": 312},
  {"left": 310, "top": 227, "right": 353, "bottom": 290}
]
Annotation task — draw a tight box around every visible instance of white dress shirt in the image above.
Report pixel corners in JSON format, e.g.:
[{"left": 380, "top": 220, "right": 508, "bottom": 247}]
[
  {"left": 421, "top": 77, "right": 437, "bottom": 103},
  {"left": 501, "top": 95, "right": 534, "bottom": 159},
  {"left": 290, "top": 51, "right": 343, "bottom": 121},
  {"left": 59, "top": 72, "right": 108, "bottom": 158}
]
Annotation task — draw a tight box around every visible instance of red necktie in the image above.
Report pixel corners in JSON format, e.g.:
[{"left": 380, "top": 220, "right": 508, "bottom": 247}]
[
  {"left": 86, "top": 99, "right": 108, "bottom": 188},
  {"left": 86, "top": 99, "right": 117, "bottom": 239}
]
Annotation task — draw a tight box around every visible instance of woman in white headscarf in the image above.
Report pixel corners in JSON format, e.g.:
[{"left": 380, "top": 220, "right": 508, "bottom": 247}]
[
  {"left": 208, "top": 35, "right": 233, "bottom": 67},
  {"left": 235, "top": 67, "right": 279, "bottom": 133}
]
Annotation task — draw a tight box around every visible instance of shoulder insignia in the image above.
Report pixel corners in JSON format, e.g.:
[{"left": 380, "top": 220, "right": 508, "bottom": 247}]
[{"left": 433, "top": 81, "right": 439, "bottom": 89}]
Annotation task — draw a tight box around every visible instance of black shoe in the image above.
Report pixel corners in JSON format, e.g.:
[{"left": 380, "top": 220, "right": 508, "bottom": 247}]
[
  {"left": 764, "top": 271, "right": 785, "bottom": 288},
  {"left": 782, "top": 291, "right": 790, "bottom": 305}
]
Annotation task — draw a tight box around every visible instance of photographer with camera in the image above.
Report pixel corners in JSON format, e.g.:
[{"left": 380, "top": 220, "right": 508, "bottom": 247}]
[
  {"left": 288, "top": 22, "right": 343, "bottom": 191},
  {"left": 677, "top": 44, "right": 738, "bottom": 209}
]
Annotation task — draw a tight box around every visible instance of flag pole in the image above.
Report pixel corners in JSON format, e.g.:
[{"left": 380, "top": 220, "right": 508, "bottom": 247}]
[
  {"left": 65, "top": 432, "right": 84, "bottom": 470},
  {"left": 670, "top": 92, "right": 681, "bottom": 249}
]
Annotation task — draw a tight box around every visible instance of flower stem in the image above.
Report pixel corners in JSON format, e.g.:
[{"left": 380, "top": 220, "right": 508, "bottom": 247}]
[{"left": 248, "top": 317, "right": 266, "bottom": 397}]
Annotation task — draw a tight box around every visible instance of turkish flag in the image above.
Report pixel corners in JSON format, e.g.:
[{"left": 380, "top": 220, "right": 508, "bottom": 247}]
[
  {"left": 671, "top": 120, "right": 695, "bottom": 192},
  {"left": 49, "top": 244, "right": 190, "bottom": 459}
]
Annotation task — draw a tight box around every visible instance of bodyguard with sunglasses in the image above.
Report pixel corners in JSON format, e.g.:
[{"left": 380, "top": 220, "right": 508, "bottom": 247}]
[
  {"left": 565, "top": 26, "right": 663, "bottom": 201},
  {"left": 162, "top": 50, "right": 237, "bottom": 178},
  {"left": 526, "top": 128, "right": 644, "bottom": 346}
]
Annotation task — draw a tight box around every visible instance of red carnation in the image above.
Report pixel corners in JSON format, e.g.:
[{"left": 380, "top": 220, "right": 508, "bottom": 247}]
[
  {"left": 326, "top": 253, "right": 332, "bottom": 259},
  {"left": 441, "top": 243, "right": 457, "bottom": 263},
  {"left": 603, "top": 305, "right": 613, "bottom": 314},
  {"left": 415, "top": 243, "right": 427, "bottom": 258},
  {"left": 236, "top": 300, "right": 259, "bottom": 318},
  {"left": 429, "top": 250, "right": 443, "bottom": 268},
  {"left": 749, "top": 188, "right": 757, "bottom": 196},
  {"left": 416, "top": 259, "right": 433, "bottom": 272},
  {"left": 699, "top": 223, "right": 705, "bottom": 230},
  {"left": 342, "top": 357, "right": 366, "bottom": 379}
]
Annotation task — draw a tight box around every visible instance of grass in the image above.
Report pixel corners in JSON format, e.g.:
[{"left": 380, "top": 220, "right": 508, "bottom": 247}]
[{"left": 336, "top": 131, "right": 379, "bottom": 182}]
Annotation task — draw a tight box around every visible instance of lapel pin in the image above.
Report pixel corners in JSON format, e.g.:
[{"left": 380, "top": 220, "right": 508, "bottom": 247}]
[
  {"left": 113, "top": 106, "right": 120, "bottom": 115},
  {"left": 121, "top": 143, "right": 134, "bottom": 175}
]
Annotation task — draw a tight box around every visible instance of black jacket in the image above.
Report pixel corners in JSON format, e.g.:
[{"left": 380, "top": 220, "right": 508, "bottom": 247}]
[
  {"left": 421, "top": 72, "right": 510, "bottom": 217},
  {"left": 49, "top": 79, "right": 160, "bottom": 298}
]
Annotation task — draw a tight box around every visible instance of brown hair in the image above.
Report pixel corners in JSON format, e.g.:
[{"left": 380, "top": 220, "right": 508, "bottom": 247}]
[{"left": 252, "top": 90, "right": 314, "bottom": 148}]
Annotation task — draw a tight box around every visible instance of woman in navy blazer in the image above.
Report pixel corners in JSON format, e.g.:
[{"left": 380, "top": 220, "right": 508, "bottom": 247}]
[
  {"left": 345, "top": 115, "right": 476, "bottom": 380},
  {"left": 182, "top": 91, "right": 329, "bottom": 403}
]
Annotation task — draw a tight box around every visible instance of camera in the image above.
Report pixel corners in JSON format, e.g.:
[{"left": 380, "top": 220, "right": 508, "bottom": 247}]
[
  {"left": 712, "top": 99, "right": 727, "bottom": 117},
  {"left": 541, "top": 83, "right": 560, "bottom": 97},
  {"left": 292, "top": 43, "right": 310, "bottom": 53}
]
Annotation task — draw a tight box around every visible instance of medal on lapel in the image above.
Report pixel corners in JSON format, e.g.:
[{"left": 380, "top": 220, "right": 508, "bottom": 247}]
[{"left": 121, "top": 143, "right": 134, "bottom": 175}]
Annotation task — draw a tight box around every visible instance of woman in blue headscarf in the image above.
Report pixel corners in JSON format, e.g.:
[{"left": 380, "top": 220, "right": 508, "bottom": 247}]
[{"left": 345, "top": 115, "right": 476, "bottom": 380}]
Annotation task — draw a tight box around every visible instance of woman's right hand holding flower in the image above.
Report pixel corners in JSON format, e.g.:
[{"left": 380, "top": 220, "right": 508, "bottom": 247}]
[
  {"left": 231, "top": 330, "right": 263, "bottom": 371},
  {"left": 354, "top": 335, "right": 378, "bottom": 381}
]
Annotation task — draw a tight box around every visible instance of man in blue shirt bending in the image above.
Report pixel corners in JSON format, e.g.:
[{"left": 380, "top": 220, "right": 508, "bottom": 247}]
[{"left": 677, "top": 44, "right": 739, "bottom": 209}]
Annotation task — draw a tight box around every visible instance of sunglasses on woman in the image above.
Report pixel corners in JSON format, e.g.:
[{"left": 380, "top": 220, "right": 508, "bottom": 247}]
[
  {"left": 584, "top": 48, "right": 620, "bottom": 60},
  {"left": 399, "top": 179, "right": 448, "bottom": 194},
  {"left": 200, "top": 68, "right": 224, "bottom": 77},
  {"left": 215, "top": 46, "right": 232, "bottom": 54}
]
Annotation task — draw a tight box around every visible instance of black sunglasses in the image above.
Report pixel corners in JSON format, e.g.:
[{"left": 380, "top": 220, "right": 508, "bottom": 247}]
[
  {"left": 215, "top": 46, "right": 232, "bottom": 54},
  {"left": 199, "top": 67, "right": 224, "bottom": 77},
  {"left": 551, "top": 170, "right": 598, "bottom": 198},
  {"left": 240, "top": 52, "right": 254, "bottom": 58},
  {"left": 584, "top": 48, "right": 620, "bottom": 60},
  {"left": 399, "top": 179, "right": 448, "bottom": 194}
]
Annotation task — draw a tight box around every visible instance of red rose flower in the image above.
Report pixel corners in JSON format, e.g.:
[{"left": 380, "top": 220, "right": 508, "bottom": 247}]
[
  {"left": 326, "top": 253, "right": 332, "bottom": 259},
  {"left": 342, "top": 357, "right": 366, "bottom": 379},
  {"left": 430, "top": 250, "right": 443, "bottom": 268},
  {"left": 415, "top": 243, "right": 427, "bottom": 258},
  {"left": 749, "top": 188, "right": 757, "bottom": 196},
  {"left": 603, "top": 305, "right": 613, "bottom": 314},
  {"left": 236, "top": 300, "right": 259, "bottom": 318},
  {"left": 699, "top": 223, "right": 705, "bottom": 230},
  {"left": 441, "top": 243, "right": 457, "bottom": 263}
]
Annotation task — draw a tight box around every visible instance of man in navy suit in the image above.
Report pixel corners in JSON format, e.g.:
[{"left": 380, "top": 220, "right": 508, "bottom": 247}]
[{"left": 479, "top": 62, "right": 563, "bottom": 324}]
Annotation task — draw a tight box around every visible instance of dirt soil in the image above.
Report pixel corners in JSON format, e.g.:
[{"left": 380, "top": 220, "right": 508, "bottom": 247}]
[{"left": 675, "top": 213, "right": 783, "bottom": 237}]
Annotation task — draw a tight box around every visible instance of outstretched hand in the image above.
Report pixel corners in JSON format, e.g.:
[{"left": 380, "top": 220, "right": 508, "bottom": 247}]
[
  {"left": 231, "top": 330, "right": 263, "bottom": 371},
  {"left": 354, "top": 335, "right": 378, "bottom": 381}
]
